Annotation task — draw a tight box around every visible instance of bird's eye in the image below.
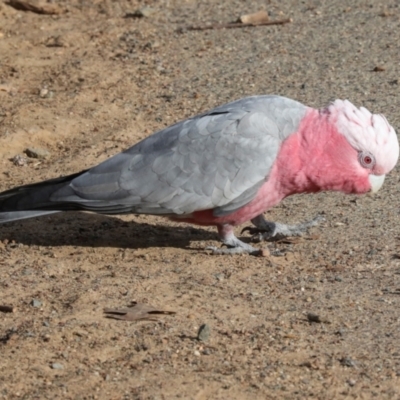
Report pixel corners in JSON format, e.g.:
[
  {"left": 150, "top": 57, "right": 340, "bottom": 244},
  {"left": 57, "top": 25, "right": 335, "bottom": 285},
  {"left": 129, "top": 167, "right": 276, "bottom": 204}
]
[
  {"left": 359, "top": 152, "right": 375, "bottom": 169},
  {"left": 364, "top": 156, "right": 372, "bottom": 164}
]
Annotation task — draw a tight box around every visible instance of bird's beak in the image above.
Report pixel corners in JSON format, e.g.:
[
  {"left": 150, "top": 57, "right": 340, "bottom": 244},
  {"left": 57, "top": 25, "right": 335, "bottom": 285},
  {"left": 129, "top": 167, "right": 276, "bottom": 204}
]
[{"left": 369, "top": 174, "right": 385, "bottom": 193}]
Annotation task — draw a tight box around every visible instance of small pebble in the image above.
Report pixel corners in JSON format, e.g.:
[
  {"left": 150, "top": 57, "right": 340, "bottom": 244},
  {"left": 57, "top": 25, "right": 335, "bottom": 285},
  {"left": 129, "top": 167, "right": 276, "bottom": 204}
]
[
  {"left": 25, "top": 148, "right": 51, "bottom": 160},
  {"left": 197, "top": 324, "right": 210, "bottom": 342},
  {"left": 31, "top": 299, "right": 42, "bottom": 308},
  {"left": 51, "top": 363, "right": 64, "bottom": 370},
  {"left": 40, "top": 88, "right": 49, "bottom": 98},
  {"left": 22, "top": 268, "right": 33, "bottom": 276},
  {"left": 39, "top": 88, "right": 54, "bottom": 98},
  {"left": 340, "top": 357, "right": 356, "bottom": 367},
  {"left": 128, "top": 7, "right": 156, "bottom": 18},
  {"left": 259, "top": 248, "right": 270, "bottom": 257},
  {"left": 307, "top": 312, "right": 321, "bottom": 323},
  {"left": 42, "top": 334, "right": 50, "bottom": 342},
  {"left": 215, "top": 273, "right": 225, "bottom": 282},
  {"left": 307, "top": 312, "right": 331, "bottom": 324},
  {"left": 11, "top": 154, "right": 27, "bottom": 166},
  {"left": 194, "top": 350, "right": 201, "bottom": 357}
]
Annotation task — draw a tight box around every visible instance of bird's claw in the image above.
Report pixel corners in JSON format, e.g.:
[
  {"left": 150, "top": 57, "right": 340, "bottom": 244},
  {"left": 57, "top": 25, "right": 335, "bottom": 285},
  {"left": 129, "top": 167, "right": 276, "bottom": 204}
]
[{"left": 243, "top": 215, "right": 325, "bottom": 242}]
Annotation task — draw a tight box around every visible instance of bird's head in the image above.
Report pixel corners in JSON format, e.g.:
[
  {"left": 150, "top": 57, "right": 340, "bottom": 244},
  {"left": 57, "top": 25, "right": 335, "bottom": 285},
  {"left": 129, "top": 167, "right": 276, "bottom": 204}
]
[{"left": 322, "top": 99, "right": 399, "bottom": 194}]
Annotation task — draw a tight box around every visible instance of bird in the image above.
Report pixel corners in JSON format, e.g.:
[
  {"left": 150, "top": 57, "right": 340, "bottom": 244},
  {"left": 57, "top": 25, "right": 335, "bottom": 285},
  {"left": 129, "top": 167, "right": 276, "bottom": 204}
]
[{"left": 0, "top": 95, "right": 398, "bottom": 255}]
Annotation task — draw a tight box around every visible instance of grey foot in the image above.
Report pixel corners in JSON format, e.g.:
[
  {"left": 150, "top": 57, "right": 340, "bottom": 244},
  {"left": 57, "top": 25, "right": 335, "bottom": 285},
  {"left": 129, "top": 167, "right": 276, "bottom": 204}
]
[
  {"left": 207, "top": 225, "right": 265, "bottom": 255},
  {"left": 242, "top": 214, "right": 324, "bottom": 242}
]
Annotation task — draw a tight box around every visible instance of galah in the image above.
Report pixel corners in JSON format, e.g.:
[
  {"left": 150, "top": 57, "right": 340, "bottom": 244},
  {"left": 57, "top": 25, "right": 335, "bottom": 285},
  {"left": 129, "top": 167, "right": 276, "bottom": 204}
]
[{"left": 0, "top": 96, "right": 398, "bottom": 255}]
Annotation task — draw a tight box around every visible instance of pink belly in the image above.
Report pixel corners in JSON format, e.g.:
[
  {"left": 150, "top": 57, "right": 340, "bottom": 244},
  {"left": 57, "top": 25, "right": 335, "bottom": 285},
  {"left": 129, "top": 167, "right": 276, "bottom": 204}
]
[{"left": 173, "top": 178, "right": 285, "bottom": 227}]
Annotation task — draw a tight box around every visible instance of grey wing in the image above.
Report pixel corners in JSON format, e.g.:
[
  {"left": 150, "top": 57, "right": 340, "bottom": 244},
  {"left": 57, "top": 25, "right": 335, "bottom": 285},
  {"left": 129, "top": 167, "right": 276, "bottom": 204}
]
[{"left": 62, "top": 95, "right": 308, "bottom": 216}]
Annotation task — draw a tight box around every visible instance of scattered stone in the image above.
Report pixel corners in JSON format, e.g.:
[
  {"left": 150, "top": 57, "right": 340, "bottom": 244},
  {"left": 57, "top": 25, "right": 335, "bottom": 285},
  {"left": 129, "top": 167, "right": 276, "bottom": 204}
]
[
  {"left": 42, "top": 334, "right": 50, "bottom": 342},
  {"left": 215, "top": 273, "right": 225, "bottom": 282},
  {"left": 340, "top": 356, "right": 356, "bottom": 368},
  {"left": 126, "top": 7, "right": 156, "bottom": 18},
  {"left": 11, "top": 154, "right": 27, "bottom": 166},
  {"left": 259, "top": 248, "right": 270, "bottom": 257},
  {"left": 335, "top": 276, "right": 343, "bottom": 282},
  {"left": 51, "top": 363, "right": 64, "bottom": 370},
  {"left": 39, "top": 88, "right": 48, "bottom": 98},
  {"left": 347, "top": 378, "right": 356, "bottom": 387},
  {"left": 0, "top": 305, "right": 14, "bottom": 313},
  {"left": 104, "top": 301, "right": 175, "bottom": 322},
  {"left": 22, "top": 268, "right": 33, "bottom": 276},
  {"left": 197, "top": 324, "right": 210, "bottom": 342},
  {"left": 306, "top": 312, "right": 330, "bottom": 324},
  {"left": 194, "top": 350, "right": 201, "bottom": 357},
  {"left": 31, "top": 299, "right": 42, "bottom": 308},
  {"left": 334, "top": 222, "right": 345, "bottom": 226},
  {"left": 239, "top": 10, "right": 269, "bottom": 24},
  {"left": 335, "top": 327, "right": 347, "bottom": 336},
  {"left": 45, "top": 36, "right": 65, "bottom": 48},
  {"left": 24, "top": 148, "right": 51, "bottom": 160},
  {"left": 307, "top": 312, "right": 321, "bottom": 323},
  {"left": 39, "top": 88, "right": 54, "bottom": 98}
]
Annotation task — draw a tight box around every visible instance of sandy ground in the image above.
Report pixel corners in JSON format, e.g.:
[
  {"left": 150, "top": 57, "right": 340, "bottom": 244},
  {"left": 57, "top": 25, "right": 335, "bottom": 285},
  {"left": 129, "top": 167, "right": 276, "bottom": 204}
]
[{"left": 1, "top": 0, "right": 400, "bottom": 398}]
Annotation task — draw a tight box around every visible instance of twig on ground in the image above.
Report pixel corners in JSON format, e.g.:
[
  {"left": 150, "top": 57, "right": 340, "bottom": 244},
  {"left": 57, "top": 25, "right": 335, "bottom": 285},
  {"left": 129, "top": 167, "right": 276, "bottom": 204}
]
[{"left": 178, "top": 18, "right": 292, "bottom": 33}]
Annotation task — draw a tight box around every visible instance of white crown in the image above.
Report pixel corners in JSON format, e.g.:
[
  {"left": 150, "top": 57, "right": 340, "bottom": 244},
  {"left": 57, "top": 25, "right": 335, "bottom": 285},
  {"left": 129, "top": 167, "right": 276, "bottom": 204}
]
[{"left": 328, "top": 99, "right": 399, "bottom": 174}]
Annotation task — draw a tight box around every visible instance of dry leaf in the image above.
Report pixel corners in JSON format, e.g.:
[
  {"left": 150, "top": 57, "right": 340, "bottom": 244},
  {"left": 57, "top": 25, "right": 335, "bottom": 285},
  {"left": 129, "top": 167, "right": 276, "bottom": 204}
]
[
  {"left": 104, "top": 301, "right": 175, "bottom": 322},
  {"left": 6, "top": 0, "right": 62, "bottom": 15},
  {"left": 239, "top": 10, "right": 269, "bottom": 25}
]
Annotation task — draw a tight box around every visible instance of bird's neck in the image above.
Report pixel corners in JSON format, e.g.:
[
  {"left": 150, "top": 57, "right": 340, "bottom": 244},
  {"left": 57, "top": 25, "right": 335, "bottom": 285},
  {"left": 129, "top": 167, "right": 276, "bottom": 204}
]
[{"left": 272, "top": 108, "right": 361, "bottom": 196}]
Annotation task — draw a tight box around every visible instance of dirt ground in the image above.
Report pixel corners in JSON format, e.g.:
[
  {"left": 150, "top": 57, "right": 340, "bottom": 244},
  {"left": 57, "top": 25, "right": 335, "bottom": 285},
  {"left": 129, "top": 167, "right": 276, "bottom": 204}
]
[{"left": 1, "top": 0, "right": 400, "bottom": 398}]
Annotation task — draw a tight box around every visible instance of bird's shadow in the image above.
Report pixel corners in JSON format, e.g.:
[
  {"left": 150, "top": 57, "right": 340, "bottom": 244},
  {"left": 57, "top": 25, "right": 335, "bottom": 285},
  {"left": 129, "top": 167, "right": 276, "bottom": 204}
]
[{"left": 0, "top": 212, "right": 219, "bottom": 251}]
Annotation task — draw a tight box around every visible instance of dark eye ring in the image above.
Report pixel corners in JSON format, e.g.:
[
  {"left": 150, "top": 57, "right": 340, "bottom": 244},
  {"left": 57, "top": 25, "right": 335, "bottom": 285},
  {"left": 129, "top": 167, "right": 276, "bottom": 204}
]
[{"left": 359, "top": 152, "right": 375, "bottom": 169}]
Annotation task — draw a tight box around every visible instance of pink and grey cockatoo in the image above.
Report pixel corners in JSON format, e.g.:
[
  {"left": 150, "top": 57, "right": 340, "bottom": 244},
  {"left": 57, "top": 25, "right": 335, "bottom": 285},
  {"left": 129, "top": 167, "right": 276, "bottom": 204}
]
[{"left": 0, "top": 96, "right": 398, "bottom": 255}]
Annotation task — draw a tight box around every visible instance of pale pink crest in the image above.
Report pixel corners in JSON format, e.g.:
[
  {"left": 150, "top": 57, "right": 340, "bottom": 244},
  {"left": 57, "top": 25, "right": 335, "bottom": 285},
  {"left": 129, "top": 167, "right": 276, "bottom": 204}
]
[{"left": 328, "top": 99, "right": 399, "bottom": 174}]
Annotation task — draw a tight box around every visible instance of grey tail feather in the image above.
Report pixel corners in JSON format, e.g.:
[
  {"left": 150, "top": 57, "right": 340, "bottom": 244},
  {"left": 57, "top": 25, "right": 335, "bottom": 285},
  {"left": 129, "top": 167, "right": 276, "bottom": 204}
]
[
  {"left": 0, "top": 210, "right": 61, "bottom": 223},
  {"left": 0, "top": 170, "right": 88, "bottom": 224}
]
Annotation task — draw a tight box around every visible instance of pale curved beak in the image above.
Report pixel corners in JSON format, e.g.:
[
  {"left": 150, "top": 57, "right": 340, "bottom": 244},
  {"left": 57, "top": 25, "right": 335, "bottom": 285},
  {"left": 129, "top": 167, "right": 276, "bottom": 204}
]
[{"left": 369, "top": 174, "right": 385, "bottom": 193}]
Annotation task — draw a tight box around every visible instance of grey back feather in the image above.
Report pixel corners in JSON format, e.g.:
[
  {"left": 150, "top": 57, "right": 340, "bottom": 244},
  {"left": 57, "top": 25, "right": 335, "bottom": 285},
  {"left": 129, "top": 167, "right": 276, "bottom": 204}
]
[{"left": 57, "top": 95, "right": 308, "bottom": 216}]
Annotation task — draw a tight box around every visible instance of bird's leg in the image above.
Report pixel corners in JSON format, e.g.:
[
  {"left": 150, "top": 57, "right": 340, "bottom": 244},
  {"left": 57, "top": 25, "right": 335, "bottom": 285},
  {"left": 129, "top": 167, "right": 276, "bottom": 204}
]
[
  {"left": 206, "top": 224, "right": 262, "bottom": 255},
  {"left": 243, "top": 214, "right": 324, "bottom": 242}
]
